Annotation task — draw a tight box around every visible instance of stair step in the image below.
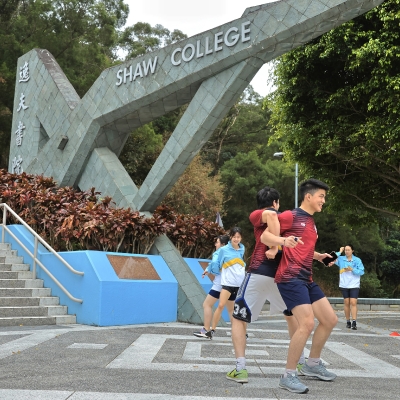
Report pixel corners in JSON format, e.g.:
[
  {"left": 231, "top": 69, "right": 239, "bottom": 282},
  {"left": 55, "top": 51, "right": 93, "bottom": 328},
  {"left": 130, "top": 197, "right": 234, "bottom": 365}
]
[
  {"left": 0, "top": 288, "right": 51, "bottom": 297},
  {"left": 0, "top": 297, "right": 60, "bottom": 306},
  {"left": 0, "top": 305, "right": 67, "bottom": 317},
  {"left": 0, "top": 263, "right": 30, "bottom": 272},
  {"left": 0, "top": 271, "right": 34, "bottom": 279},
  {"left": 0, "top": 250, "right": 17, "bottom": 257},
  {"left": 0, "top": 256, "right": 24, "bottom": 264},
  {"left": 0, "top": 279, "right": 43, "bottom": 288},
  {"left": 0, "top": 315, "right": 76, "bottom": 327},
  {"left": 0, "top": 242, "right": 76, "bottom": 326}
]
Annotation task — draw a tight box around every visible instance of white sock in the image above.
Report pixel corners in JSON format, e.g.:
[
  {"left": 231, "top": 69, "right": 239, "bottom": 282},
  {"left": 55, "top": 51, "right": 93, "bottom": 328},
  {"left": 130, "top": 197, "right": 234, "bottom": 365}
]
[{"left": 236, "top": 357, "right": 246, "bottom": 371}]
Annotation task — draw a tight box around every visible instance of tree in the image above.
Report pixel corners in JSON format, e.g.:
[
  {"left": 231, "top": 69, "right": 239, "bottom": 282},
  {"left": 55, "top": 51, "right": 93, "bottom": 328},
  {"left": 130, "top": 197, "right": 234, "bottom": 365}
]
[
  {"left": 119, "top": 123, "right": 163, "bottom": 185},
  {"left": 202, "top": 86, "right": 276, "bottom": 174},
  {"left": 118, "top": 21, "right": 187, "bottom": 59},
  {"left": 268, "top": 0, "right": 400, "bottom": 219},
  {"left": 219, "top": 151, "right": 295, "bottom": 258},
  {"left": 378, "top": 230, "right": 400, "bottom": 297},
  {"left": 162, "top": 155, "right": 225, "bottom": 221},
  {"left": 0, "top": 0, "right": 129, "bottom": 169}
]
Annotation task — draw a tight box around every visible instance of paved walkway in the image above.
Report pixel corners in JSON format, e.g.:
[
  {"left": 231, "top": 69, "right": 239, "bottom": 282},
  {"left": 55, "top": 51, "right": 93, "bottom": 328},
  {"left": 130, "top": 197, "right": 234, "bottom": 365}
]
[{"left": 0, "top": 310, "right": 399, "bottom": 399}]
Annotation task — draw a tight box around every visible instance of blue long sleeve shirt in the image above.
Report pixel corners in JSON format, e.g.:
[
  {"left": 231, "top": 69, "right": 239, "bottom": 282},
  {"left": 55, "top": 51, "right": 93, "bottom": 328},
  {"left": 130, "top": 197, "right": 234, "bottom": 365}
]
[
  {"left": 335, "top": 252, "right": 365, "bottom": 289},
  {"left": 209, "top": 242, "right": 246, "bottom": 287}
]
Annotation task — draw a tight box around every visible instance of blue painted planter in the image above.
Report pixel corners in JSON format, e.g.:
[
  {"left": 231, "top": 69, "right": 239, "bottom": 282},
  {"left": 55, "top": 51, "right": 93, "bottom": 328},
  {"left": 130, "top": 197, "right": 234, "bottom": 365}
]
[{"left": 1, "top": 225, "right": 178, "bottom": 326}]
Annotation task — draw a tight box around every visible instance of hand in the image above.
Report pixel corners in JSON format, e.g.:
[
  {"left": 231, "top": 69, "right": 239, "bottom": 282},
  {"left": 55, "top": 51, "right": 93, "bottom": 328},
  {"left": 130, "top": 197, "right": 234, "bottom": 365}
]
[
  {"left": 202, "top": 271, "right": 208, "bottom": 278},
  {"left": 345, "top": 267, "right": 353, "bottom": 272},
  {"left": 284, "top": 236, "right": 303, "bottom": 248},
  {"left": 340, "top": 247, "right": 344, "bottom": 253},
  {"left": 265, "top": 247, "right": 278, "bottom": 259},
  {"left": 316, "top": 252, "right": 332, "bottom": 264},
  {"left": 327, "top": 261, "right": 336, "bottom": 267}
]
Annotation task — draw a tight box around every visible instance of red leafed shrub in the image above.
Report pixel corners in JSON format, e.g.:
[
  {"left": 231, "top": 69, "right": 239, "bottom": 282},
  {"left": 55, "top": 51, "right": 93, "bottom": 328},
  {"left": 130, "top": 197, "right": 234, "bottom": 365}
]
[
  {"left": 154, "top": 205, "right": 225, "bottom": 259},
  {"left": 0, "top": 170, "right": 224, "bottom": 257}
]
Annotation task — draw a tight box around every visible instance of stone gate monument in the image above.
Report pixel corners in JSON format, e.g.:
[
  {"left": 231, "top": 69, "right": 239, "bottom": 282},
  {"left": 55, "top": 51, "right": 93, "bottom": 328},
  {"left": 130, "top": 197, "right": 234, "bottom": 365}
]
[{"left": 10, "top": 0, "right": 383, "bottom": 324}]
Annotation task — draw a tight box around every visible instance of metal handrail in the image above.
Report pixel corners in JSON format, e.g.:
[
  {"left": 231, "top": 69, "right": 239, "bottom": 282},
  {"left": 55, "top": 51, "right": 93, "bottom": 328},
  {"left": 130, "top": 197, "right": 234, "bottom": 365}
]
[{"left": 0, "top": 203, "right": 83, "bottom": 303}]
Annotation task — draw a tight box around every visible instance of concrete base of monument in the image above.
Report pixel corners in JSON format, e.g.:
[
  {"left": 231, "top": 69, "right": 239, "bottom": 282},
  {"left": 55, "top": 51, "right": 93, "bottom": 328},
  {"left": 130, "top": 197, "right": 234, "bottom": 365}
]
[{"left": 1, "top": 225, "right": 178, "bottom": 326}]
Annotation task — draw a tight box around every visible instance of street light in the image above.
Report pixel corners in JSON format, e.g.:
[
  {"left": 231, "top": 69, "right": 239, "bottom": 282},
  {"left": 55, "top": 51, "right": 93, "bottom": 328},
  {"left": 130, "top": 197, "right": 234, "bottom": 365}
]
[{"left": 273, "top": 152, "right": 298, "bottom": 208}]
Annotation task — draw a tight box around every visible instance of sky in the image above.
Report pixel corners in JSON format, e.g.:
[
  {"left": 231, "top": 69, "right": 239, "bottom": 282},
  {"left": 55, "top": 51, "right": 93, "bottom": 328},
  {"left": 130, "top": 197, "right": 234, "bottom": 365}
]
[{"left": 123, "top": 0, "right": 277, "bottom": 96}]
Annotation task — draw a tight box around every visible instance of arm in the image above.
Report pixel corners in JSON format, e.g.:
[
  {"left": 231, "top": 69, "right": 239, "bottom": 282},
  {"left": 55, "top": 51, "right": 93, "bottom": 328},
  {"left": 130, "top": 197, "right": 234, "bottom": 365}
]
[
  {"left": 261, "top": 225, "right": 303, "bottom": 248},
  {"left": 263, "top": 211, "right": 280, "bottom": 259},
  {"left": 352, "top": 258, "right": 365, "bottom": 276},
  {"left": 206, "top": 249, "right": 222, "bottom": 275}
]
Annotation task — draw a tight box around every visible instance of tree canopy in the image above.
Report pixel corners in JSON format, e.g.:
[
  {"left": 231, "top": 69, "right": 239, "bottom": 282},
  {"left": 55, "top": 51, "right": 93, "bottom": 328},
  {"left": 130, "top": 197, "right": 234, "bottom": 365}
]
[
  {"left": 0, "top": 0, "right": 129, "bottom": 168},
  {"left": 268, "top": 0, "right": 400, "bottom": 219}
]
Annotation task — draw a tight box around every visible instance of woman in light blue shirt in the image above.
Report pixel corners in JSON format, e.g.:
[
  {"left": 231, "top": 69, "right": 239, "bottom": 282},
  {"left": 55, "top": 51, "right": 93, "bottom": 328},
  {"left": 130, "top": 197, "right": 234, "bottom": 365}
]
[{"left": 335, "top": 245, "right": 365, "bottom": 330}]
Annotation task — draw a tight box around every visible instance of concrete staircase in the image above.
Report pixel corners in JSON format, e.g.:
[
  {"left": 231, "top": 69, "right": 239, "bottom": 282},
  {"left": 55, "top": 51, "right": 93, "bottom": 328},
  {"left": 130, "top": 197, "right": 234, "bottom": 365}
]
[{"left": 0, "top": 242, "right": 76, "bottom": 326}]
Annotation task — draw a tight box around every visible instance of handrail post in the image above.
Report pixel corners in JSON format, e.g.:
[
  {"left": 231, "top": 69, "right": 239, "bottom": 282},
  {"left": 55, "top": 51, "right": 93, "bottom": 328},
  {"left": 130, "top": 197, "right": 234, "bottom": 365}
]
[
  {"left": 0, "top": 203, "right": 84, "bottom": 303},
  {"left": 33, "top": 236, "right": 38, "bottom": 277},
  {"left": 1, "top": 204, "right": 5, "bottom": 243}
]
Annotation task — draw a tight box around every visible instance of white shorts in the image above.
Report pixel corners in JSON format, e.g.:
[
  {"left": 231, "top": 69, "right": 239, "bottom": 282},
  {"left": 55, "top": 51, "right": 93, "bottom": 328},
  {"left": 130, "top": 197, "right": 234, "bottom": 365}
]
[
  {"left": 210, "top": 274, "right": 222, "bottom": 292},
  {"left": 233, "top": 272, "right": 287, "bottom": 323}
]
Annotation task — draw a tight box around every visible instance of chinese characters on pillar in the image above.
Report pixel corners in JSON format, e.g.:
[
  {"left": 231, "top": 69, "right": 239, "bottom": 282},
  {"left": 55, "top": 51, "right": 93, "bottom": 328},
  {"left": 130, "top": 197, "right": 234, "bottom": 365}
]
[
  {"left": 13, "top": 61, "right": 31, "bottom": 174},
  {"left": 19, "top": 62, "right": 30, "bottom": 83},
  {"left": 11, "top": 155, "right": 23, "bottom": 174}
]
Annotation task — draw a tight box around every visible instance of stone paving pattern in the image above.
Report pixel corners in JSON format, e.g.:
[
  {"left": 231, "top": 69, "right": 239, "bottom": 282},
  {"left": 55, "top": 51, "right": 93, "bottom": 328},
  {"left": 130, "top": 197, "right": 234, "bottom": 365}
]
[{"left": 0, "top": 311, "right": 398, "bottom": 399}]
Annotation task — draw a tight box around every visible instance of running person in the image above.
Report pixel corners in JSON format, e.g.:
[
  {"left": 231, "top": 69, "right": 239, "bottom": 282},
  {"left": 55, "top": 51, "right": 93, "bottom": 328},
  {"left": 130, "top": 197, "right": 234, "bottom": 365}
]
[
  {"left": 335, "top": 245, "right": 365, "bottom": 330},
  {"left": 226, "top": 186, "right": 302, "bottom": 384},
  {"left": 261, "top": 179, "right": 338, "bottom": 394},
  {"left": 193, "top": 235, "right": 230, "bottom": 338},
  {"left": 205, "top": 227, "right": 246, "bottom": 339}
]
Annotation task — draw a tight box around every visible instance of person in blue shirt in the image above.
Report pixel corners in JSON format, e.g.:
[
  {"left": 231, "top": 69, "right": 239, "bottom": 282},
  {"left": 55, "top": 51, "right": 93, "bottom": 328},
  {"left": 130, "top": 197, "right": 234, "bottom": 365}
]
[
  {"left": 193, "top": 235, "right": 229, "bottom": 338},
  {"left": 206, "top": 227, "right": 246, "bottom": 339},
  {"left": 335, "top": 245, "right": 365, "bottom": 330}
]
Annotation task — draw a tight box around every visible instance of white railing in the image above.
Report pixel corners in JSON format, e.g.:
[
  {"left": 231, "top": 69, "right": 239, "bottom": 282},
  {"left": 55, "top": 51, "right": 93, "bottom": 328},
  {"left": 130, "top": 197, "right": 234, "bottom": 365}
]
[{"left": 0, "top": 203, "right": 83, "bottom": 303}]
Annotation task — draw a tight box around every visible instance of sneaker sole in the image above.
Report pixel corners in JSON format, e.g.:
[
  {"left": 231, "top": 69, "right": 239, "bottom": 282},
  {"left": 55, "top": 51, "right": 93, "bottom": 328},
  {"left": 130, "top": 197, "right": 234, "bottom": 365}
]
[
  {"left": 226, "top": 376, "right": 248, "bottom": 383},
  {"left": 301, "top": 370, "right": 336, "bottom": 381},
  {"left": 193, "top": 333, "right": 209, "bottom": 338},
  {"left": 279, "top": 383, "right": 309, "bottom": 393}
]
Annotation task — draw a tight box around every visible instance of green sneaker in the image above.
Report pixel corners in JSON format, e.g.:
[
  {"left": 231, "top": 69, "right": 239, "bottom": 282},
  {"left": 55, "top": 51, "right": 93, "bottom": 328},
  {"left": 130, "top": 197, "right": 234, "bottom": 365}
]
[
  {"left": 226, "top": 368, "right": 248, "bottom": 383},
  {"left": 296, "top": 363, "right": 304, "bottom": 376}
]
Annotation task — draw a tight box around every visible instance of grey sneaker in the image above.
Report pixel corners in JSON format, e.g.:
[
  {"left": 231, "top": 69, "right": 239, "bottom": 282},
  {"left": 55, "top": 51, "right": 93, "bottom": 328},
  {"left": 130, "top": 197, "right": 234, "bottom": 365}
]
[
  {"left": 193, "top": 327, "right": 209, "bottom": 338},
  {"left": 279, "top": 372, "right": 309, "bottom": 394},
  {"left": 301, "top": 360, "right": 337, "bottom": 381}
]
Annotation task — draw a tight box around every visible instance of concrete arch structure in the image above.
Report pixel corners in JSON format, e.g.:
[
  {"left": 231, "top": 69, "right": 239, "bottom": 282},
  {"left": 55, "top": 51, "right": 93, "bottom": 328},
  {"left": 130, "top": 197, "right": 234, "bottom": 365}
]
[{"left": 10, "top": 0, "right": 383, "bottom": 324}]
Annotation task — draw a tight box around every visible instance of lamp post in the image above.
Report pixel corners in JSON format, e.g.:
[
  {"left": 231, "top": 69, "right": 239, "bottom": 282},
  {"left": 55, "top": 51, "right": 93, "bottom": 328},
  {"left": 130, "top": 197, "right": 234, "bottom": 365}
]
[{"left": 273, "top": 152, "right": 298, "bottom": 208}]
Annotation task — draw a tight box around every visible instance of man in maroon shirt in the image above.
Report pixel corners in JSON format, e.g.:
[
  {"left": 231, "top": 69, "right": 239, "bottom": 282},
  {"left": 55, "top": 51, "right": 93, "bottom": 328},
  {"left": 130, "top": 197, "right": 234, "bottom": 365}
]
[
  {"left": 227, "top": 186, "right": 302, "bottom": 384},
  {"left": 261, "top": 179, "right": 338, "bottom": 394}
]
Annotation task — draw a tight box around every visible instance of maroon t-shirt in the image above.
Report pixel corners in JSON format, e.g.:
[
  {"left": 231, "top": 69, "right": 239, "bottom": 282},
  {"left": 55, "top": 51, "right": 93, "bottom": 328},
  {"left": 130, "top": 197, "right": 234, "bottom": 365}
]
[
  {"left": 275, "top": 208, "right": 317, "bottom": 283},
  {"left": 248, "top": 208, "right": 281, "bottom": 277}
]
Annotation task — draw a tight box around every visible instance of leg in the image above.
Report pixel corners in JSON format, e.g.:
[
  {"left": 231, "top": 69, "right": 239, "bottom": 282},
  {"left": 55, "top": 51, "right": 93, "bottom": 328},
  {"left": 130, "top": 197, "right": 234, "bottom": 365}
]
[
  {"left": 309, "top": 297, "right": 338, "bottom": 359},
  {"left": 350, "top": 298, "right": 358, "bottom": 320},
  {"left": 231, "top": 317, "right": 247, "bottom": 358},
  {"left": 285, "top": 314, "right": 298, "bottom": 339},
  {"left": 286, "top": 304, "right": 315, "bottom": 370},
  {"left": 211, "top": 289, "right": 231, "bottom": 330},
  {"left": 203, "top": 294, "right": 218, "bottom": 330},
  {"left": 343, "top": 297, "right": 350, "bottom": 320},
  {"left": 226, "top": 299, "right": 235, "bottom": 325}
]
